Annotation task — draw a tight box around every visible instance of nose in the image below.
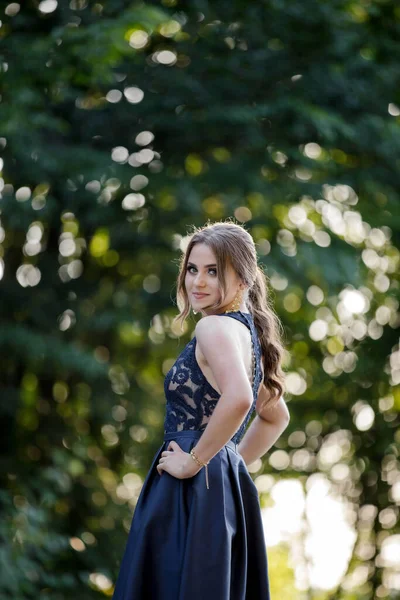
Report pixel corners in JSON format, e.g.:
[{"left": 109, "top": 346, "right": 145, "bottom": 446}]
[{"left": 194, "top": 272, "right": 206, "bottom": 286}]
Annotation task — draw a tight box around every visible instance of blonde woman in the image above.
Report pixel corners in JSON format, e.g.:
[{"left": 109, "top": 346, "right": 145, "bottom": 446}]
[{"left": 113, "top": 221, "right": 290, "bottom": 600}]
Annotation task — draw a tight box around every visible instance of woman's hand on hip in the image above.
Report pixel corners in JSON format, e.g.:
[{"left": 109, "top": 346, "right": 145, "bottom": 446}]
[{"left": 157, "top": 440, "right": 201, "bottom": 479}]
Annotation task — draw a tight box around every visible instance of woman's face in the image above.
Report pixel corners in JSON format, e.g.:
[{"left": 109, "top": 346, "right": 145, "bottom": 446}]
[{"left": 185, "top": 243, "right": 242, "bottom": 315}]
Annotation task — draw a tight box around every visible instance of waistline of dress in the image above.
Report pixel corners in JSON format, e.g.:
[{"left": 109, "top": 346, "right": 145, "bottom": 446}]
[{"left": 163, "top": 429, "right": 237, "bottom": 453}]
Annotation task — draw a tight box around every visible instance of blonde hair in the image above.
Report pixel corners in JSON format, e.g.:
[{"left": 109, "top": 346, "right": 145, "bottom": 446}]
[{"left": 173, "top": 220, "right": 286, "bottom": 412}]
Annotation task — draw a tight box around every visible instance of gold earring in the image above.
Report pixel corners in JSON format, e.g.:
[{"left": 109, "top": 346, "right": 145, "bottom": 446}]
[{"left": 224, "top": 288, "right": 243, "bottom": 313}]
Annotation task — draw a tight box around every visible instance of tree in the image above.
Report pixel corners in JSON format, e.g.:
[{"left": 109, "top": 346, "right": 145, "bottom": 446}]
[{"left": 0, "top": 0, "right": 399, "bottom": 597}]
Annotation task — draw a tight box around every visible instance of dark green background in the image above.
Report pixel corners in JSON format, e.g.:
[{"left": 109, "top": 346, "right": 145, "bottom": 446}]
[{"left": 1, "top": 0, "right": 399, "bottom": 598}]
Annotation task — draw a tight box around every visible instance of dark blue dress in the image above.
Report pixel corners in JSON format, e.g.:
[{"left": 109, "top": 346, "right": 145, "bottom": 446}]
[{"left": 112, "top": 311, "right": 270, "bottom": 599}]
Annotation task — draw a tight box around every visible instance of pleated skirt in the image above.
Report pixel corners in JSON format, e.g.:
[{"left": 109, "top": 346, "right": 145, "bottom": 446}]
[{"left": 112, "top": 430, "right": 270, "bottom": 600}]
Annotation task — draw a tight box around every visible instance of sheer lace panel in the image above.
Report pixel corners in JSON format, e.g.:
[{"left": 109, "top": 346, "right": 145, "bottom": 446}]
[{"left": 163, "top": 311, "right": 263, "bottom": 445}]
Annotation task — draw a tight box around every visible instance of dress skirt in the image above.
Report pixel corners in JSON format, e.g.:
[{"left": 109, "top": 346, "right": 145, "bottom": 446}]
[{"left": 112, "top": 430, "right": 270, "bottom": 600}]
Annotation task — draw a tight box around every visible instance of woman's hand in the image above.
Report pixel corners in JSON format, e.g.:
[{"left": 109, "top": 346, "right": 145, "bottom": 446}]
[{"left": 156, "top": 440, "right": 202, "bottom": 480}]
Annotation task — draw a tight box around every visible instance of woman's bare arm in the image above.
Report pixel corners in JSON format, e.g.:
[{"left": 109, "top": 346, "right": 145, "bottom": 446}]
[{"left": 190, "top": 316, "right": 255, "bottom": 465}]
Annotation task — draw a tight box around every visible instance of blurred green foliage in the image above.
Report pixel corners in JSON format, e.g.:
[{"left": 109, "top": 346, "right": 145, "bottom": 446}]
[{"left": 0, "top": 0, "right": 399, "bottom": 598}]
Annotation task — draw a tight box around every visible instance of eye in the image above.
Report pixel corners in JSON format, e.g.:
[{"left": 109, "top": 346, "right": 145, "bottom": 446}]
[{"left": 186, "top": 266, "right": 217, "bottom": 275}]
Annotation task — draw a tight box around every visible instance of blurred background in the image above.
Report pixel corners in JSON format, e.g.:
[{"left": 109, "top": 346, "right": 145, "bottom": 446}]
[{"left": 1, "top": 0, "right": 399, "bottom": 598}]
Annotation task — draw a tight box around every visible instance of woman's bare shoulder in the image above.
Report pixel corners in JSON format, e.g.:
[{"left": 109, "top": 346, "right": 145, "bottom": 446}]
[
  {"left": 195, "top": 314, "right": 244, "bottom": 347},
  {"left": 194, "top": 316, "right": 254, "bottom": 402}
]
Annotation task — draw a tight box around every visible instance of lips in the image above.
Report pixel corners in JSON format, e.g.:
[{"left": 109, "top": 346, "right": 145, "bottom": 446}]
[{"left": 193, "top": 293, "right": 209, "bottom": 298}]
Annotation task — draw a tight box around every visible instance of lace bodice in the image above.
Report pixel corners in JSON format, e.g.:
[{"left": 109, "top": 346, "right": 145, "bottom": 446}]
[{"left": 163, "top": 311, "right": 263, "bottom": 445}]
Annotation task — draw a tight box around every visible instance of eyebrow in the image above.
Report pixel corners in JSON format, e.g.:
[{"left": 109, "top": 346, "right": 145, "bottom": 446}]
[{"left": 187, "top": 262, "right": 217, "bottom": 268}]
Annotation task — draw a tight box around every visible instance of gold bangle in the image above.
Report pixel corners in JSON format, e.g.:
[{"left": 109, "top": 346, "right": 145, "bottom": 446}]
[
  {"left": 190, "top": 448, "right": 210, "bottom": 490},
  {"left": 190, "top": 448, "right": 208, "bottom": 467}
]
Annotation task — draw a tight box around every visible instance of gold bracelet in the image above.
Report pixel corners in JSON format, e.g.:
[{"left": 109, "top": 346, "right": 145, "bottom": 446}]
[{"left": 190, "top": 448, "right": 210, "bottom": 490}]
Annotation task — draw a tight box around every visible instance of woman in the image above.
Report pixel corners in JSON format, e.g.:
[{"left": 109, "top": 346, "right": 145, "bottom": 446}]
[{"left": 113, "top": 221, "right": 290, "bottom": 600}]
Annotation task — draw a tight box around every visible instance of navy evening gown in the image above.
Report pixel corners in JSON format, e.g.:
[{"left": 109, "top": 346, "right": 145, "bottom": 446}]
[{"left": 112, "top": 311, "right": 271, "bottom": 599}]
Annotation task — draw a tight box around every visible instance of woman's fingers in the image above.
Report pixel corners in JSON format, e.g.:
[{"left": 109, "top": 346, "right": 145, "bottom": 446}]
[{"left": 157, "top": 455, "right": 166, "bottom": 476}]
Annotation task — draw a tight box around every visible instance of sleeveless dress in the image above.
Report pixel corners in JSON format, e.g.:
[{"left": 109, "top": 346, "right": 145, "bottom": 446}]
[{"left": 112, "top": 311, "right": 271, "bottom": 600}]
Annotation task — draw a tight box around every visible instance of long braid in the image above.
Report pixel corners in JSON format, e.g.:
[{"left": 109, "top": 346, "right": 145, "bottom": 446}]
[{"left": 248, "top": 266, "right": 286, "bottom": 412}]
